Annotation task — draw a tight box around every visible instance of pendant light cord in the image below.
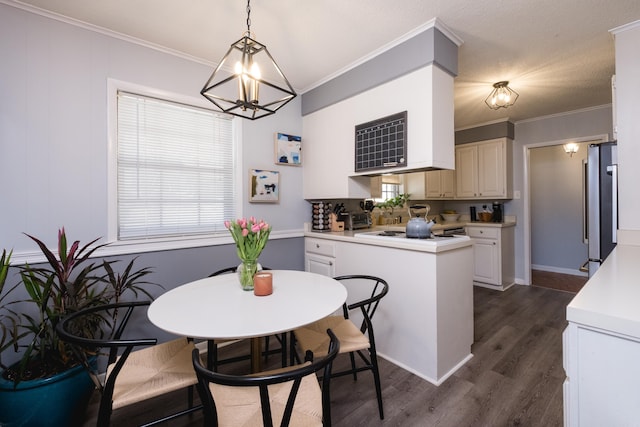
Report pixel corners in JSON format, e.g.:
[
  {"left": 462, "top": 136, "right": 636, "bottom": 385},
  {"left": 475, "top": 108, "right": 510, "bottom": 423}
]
[{"left": 246, "top": 0, "right": 252, "bottom": 35}]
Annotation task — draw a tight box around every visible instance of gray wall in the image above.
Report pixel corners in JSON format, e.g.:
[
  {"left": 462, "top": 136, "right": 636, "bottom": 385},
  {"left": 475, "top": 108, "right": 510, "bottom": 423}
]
[
  {"left": 0, "top": 3, "right": 307, "bottom": 255},
  {"left": 0, "top": 236, "right": 303, "bottom": 367},
  {"left": 0, "top": 3, "right": 308, "bottom": 366},
  {"left": 529, "top": 143, "right": 589, "bottom": 273},
  {"left": 512, "top": 106, "right": 613, "bottom": 282}
]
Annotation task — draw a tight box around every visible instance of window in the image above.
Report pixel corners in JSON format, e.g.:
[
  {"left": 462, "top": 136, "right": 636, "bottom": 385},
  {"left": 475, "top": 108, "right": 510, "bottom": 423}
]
[
  {"left": 380, "top": 183, "right": 400, "bottom": 201},
  {"left": 115, "top": 89, "right": 237, "bottom": 241}
]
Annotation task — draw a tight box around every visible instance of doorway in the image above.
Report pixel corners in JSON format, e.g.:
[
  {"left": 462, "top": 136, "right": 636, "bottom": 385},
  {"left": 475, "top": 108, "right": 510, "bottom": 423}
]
[{"left": 523, "top": 135, "right": 608, "bottom": 288}]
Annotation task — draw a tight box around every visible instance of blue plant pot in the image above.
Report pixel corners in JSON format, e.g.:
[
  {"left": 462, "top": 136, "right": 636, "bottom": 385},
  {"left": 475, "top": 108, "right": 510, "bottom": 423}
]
[{"left": 0, "top": 363, "right": 94, "bottom": 427}]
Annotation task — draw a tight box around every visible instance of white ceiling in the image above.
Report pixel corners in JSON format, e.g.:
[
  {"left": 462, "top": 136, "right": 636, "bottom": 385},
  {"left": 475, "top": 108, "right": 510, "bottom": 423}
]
[{"left": 10, "top": 0, "right": 640, "bottom": 129}]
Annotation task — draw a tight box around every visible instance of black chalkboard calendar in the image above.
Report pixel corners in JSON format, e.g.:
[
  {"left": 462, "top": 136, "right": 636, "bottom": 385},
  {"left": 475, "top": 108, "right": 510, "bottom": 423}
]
[{"left": 354, "top": 111, "right": 407, "bottom": 172}]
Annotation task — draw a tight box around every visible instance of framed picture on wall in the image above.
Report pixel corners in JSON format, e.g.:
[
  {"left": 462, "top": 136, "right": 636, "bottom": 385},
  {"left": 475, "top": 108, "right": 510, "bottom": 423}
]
[
  {"left": 249, "top": 169, "right": 280, "bottom": 203},
  {"left": 274, "top": 132, "right": 302, "bottom": 166}
]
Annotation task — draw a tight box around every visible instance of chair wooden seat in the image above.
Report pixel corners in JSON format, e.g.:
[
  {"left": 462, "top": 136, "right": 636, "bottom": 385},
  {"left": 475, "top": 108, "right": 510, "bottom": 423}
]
[
  {"left": 108, "top": 337, "right": 197, "bottom": 410},
  {"left": 56, "top": 301, "right": 200, "bottom": 427},
  {"left": 292, "top": 275, "right": 389, "bottom": 420},
  {"left": 294, "top": 316, "right": 369, "bottom": 355},
  {"left": 208, "top": 369, "right": 322, "bottom": 426},
  {"left": 193, "top": 329, "right": 340, "bottom": 427}
]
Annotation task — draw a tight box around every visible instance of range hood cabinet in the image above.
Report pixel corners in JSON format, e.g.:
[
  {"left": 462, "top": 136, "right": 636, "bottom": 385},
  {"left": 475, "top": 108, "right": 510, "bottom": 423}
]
[{"left": 349, "top": 66, "right": 455, "bottom": 178}]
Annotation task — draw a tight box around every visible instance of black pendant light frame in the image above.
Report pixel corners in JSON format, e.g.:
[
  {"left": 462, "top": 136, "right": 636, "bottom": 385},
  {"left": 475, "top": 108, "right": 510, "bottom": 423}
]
[{"left": 201, "top": 0, "right": 297, "bottom": 120}]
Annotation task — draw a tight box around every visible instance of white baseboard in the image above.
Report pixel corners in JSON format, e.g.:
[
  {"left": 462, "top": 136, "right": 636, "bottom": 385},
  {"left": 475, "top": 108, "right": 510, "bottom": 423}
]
[
  {"left": 377, "top": 352, "right": 473, "bottom": 386},
  {"left": 531, "top": 264, "right": 588, "bottom": 277}
]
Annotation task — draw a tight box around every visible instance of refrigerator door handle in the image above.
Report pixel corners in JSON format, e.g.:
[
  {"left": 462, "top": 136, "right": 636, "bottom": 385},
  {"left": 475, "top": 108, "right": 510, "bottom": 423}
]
[{"left": 607, "top": 164, "right": 618, "bottom": 243}]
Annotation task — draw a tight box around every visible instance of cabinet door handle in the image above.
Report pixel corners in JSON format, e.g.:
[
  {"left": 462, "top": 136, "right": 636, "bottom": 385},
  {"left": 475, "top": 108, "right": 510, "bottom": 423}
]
[
  {"left": 329, "top": 261, "right": 333, "bottom": 266},
  {"left": 316, "top": 244, "right": 320, "bottom": 248},
  {"left": 493, "top": 242, "right": 496, "bottom": 245}
]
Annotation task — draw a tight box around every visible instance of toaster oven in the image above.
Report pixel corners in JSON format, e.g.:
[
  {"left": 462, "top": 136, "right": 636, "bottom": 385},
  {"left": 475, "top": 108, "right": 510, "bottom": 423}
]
[{"left": 340, "top": 212, "right": 371, "bottom": 230}]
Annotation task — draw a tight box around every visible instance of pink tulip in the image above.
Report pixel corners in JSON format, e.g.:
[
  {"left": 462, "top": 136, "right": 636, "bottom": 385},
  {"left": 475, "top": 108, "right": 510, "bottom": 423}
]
[
  {"left": 251, "top": 223, "right": 261, "bottom": 233},
  {"left": 261, "top": 223, "right": 270, "bottom": 231},
  {"left": 238, "top": 218, "right": 247, "bottom": 228},
  {"left": 224, "top": 220, "right": 231, "bottom": 229},
  {"left": 250, "top": 216, "right": 256, "bottom": 224},
  {"left": 242, "top": 228, "right": 249, "bottom": 237}
]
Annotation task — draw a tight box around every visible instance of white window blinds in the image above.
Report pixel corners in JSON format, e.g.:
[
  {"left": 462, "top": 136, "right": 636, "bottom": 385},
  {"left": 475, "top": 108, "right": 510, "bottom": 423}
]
[{"left": 117, "top": 91, "right": 236, "bottom": 240}]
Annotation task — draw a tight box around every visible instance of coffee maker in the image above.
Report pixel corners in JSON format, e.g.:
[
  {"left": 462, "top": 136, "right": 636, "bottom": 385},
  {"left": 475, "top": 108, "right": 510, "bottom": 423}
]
[{"left": 492, "top": 202, "right": 503, "bottom": 222}]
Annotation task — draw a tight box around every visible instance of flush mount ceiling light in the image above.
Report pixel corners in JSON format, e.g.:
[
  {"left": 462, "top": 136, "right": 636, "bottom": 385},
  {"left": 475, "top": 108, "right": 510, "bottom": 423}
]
[
  {"left": 563, "top": 142, "right": 580, "bottom": 157},
  {"left": 201, "top": 0, "right": 296, "bottom": 120},
  {"left": 484, "top": 81, "right": 519, "bottom": 110}
]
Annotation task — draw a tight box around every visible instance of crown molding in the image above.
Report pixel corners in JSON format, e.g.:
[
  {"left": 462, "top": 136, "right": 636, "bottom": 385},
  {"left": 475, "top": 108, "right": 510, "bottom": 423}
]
[{"left": 2, "top": 0, "right": 214, "bottom": 68}]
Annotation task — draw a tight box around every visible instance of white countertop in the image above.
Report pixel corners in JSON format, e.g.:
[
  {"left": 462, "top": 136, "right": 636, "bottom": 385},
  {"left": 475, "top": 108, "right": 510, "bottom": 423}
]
[
  {"left": 305, "top": 226, "right": 473, "bottom": 253},
  {"left": 465, "top": 220, "right": 516, "bottom": 228},
  {"left": 567, "top": 244, "right": 640, "bottom": 340}
]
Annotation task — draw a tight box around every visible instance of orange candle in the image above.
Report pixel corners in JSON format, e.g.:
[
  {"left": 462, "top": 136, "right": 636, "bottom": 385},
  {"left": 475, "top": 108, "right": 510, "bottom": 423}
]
[{"left": 253, "top": 272, "right": 273, "bottom": 296}]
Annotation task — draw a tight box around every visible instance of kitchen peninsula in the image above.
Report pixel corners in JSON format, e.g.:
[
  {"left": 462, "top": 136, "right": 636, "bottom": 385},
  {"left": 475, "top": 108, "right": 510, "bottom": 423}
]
[
  {"left": 304, "top": 226, "right": 473, "bottom": 385},
  {"left": 563, "top": 243, "right": 640, "bottom": 425}
]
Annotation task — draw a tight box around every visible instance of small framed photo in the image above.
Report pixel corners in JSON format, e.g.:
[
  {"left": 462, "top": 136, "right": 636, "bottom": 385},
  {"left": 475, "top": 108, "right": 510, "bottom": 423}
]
[
  {"left": 249, "top": 169, "right": 279, "bottom": 203},
  {"left": 274, "top": 132, "right": 302, "bottom": 166}
]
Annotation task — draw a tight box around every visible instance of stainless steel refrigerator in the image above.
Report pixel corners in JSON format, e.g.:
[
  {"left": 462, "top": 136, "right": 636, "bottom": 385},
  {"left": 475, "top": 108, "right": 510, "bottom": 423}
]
[{"left": 585, "top": 141, "right": 618, "bottom": 277}]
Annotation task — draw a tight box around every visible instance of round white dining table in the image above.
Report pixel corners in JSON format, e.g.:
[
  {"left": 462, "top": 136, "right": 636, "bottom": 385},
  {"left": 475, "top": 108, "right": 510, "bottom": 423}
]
[{"left": 148, "top": 269, "right": 347, "bottom": 372}]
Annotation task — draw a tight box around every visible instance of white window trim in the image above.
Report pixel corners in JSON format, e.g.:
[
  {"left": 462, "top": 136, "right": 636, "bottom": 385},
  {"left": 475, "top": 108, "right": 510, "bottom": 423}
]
[{"left": 106, "top": 78, "right": 243, "bottom": 254}]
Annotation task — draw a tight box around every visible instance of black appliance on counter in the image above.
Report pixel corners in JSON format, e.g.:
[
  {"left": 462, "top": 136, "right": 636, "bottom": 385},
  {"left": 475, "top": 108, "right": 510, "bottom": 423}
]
[{"left": 492, "top": 202, "right": 503, "bottom": 222}]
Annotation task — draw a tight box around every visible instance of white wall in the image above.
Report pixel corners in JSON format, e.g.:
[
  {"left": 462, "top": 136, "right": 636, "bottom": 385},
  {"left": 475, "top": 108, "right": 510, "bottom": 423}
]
[{"left": 0, "top": 3, "right": 307, "bottom": 255}]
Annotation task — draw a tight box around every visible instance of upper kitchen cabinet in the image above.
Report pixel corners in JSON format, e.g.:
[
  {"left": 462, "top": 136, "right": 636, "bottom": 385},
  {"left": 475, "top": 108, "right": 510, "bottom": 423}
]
[
  {"left": 405, "top": 170, "right": 455, "bottom": 200},
  {"left": 301, "top": 23, "right": 462, "bottom": 200},
  {"left": 455, "top": 138, "right": 513, "bottom": 200},
  {"left": 426, "top": 169, "right": 455, "bottom": 199}
]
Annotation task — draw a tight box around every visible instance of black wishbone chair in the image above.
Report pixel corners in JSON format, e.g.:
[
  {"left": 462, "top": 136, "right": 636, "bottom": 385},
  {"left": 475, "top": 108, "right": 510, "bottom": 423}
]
[
  {"left": 291, "top": 274, "right": 389, "bottom": 420},
  {"left": 56, "top": 301, "right": 199, "bottom": 427},
  {"left": 192, "top": 329, "right": 340, "bottom": 427}
]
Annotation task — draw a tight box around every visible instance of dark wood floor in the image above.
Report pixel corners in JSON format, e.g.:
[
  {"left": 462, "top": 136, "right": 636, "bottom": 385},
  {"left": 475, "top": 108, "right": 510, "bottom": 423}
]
[
  {"left": 81, "top": 285, "right": 575, "bottom": 426},
  {"left": 531, "top": 269, "right": 588, "bottom": 293}
]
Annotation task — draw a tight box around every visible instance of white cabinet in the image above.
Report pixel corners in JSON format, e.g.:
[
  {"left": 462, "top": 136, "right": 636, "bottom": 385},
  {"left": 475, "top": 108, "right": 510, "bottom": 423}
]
[
  {"left": 425, "top": 169, "right": 455, "bottom": 199},
  {"left": 455, "top": 138, "right": 512, "bottom": 199},
  {"left": 563, "top": 322, "right": 640, "bottom": 426},
  {"left": 304, "top": 235, "right": 474, "bottom": 385},
  {"left": 302, "top": 66, "right": 455, "bottom": 199},
  {"left": 304, "top": 238, "right": 336, "bottom": 277},
  {"left": 466, "top": 224, "right": 515, "bottom": 291},
  {"left": 404, "top": 170, "right": 455, "bottom": 200},
  {"left": 455, "top": 144, "right": 478, "bottom": 198}
]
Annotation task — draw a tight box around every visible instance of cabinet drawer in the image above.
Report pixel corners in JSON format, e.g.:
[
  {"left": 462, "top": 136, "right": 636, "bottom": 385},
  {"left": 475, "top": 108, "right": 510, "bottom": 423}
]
[
  {"left": 305, "top": 238, "right": 336, "bottom": 257},
  {"left": 466, "top": 227, "right": 499, "bottom": 239}
]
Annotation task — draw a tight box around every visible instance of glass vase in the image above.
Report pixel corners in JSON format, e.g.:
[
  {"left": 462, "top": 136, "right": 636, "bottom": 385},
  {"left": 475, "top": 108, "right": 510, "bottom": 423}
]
[{"left": 237, "top": 260, "right": 258, "bottom": 291}]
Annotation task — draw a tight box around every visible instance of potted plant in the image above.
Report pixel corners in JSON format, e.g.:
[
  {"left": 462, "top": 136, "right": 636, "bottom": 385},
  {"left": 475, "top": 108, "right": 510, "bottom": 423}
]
[
  {"left": 0, "top": 249, "right": 20, "bottom": 369},
  {"left": 0, "top": 228, "right": 157, "bottom": 426},
  {"left": 376, "top": 193, "right": 410, "bottom": 223}
]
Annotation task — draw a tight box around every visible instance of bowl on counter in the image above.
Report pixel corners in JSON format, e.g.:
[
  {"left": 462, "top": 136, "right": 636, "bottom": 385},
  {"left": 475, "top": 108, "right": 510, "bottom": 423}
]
[
  {"left": 478, "top": 212, "right": 493, "bottom": 222},
  {"left": 440, "top": 213, "right": 461, "bottom": 223}
]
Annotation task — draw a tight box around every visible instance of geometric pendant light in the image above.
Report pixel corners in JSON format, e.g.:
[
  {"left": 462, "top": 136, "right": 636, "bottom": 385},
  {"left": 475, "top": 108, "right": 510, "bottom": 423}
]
[
  {"left": 201, "top": 0, "right": 297, "bottom": 120},
  {"left": 484, "top": 81, "right": 519, "bottom": 110}
]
